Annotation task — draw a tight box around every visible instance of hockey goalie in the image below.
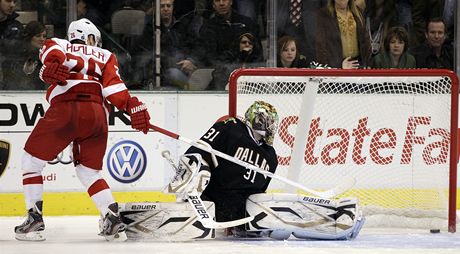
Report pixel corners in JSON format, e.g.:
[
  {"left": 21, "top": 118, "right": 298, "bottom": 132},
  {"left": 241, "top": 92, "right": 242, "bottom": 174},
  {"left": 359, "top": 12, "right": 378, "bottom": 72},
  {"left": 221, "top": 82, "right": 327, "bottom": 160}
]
[{"left": 119, "top": 101, "right": 365, "bottom": 241}]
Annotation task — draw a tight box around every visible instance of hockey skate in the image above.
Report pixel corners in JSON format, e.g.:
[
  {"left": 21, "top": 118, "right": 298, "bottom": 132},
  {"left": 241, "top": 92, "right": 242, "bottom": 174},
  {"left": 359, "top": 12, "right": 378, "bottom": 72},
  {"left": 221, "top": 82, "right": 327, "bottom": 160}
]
[
  {"left": 15, "top": 201, "right": 45, "bottom": 241},
  {"left": 99, "top": 202, "right": 127, "bottom": 241}
]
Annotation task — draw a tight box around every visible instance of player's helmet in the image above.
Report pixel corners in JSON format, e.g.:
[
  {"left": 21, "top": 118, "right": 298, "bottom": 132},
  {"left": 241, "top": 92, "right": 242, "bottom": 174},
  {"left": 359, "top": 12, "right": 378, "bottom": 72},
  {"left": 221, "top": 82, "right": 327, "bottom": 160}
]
[
  {"left": 67, "top": 18, "right": 102, "bottom": 47},
  {"left": 244, "top": 101, "right": 279, "bottom": 145}
]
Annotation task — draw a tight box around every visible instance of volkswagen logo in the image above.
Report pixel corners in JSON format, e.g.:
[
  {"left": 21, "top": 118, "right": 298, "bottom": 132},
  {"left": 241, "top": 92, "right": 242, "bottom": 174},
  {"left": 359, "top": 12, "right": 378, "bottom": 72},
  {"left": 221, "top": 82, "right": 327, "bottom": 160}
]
[{"left": 107, "top": 140, "right": 147, "bottom": 183}]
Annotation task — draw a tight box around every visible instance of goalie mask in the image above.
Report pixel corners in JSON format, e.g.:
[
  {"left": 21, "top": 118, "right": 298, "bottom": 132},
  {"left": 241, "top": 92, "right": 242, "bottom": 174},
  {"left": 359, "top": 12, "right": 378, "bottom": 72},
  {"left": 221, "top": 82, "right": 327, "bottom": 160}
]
[
  {"left": 67, "top": 18, "right": 102, "bottom": 47},
  {"left": 244, "top": 101, "right": 279, "bottom": 145}
]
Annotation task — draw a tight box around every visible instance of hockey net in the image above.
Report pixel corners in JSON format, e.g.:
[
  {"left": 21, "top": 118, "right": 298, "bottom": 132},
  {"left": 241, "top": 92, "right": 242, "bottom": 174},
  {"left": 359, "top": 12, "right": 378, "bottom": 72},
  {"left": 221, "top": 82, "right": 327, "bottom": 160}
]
[{"left": 228, "top": 68, "right": 459, "bottom": 232}]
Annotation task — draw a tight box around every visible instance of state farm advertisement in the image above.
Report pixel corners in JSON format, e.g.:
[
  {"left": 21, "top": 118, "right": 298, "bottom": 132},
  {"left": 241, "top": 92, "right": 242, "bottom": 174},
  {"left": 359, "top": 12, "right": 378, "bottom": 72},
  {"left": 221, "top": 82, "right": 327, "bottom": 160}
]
[{"left": 258, "top": 94, "right": 456, "bottom": 190}]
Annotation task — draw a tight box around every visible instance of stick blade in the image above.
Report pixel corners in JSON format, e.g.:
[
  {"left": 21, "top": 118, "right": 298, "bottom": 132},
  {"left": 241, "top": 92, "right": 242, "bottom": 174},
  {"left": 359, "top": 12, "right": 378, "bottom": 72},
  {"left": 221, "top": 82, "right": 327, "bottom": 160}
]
[
  {"left": 201, "top": 216, "right": 254, "bottom": 229},
  {"left": 320, "top": 176, "right": 356, "bottom": 198}
]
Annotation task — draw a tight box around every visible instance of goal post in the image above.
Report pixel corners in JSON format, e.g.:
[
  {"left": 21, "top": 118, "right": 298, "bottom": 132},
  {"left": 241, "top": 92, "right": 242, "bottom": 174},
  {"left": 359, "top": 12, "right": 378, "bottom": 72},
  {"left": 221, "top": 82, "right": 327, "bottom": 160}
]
[{"left": 228, "top": 68, "right": 458, "bottom": 232}]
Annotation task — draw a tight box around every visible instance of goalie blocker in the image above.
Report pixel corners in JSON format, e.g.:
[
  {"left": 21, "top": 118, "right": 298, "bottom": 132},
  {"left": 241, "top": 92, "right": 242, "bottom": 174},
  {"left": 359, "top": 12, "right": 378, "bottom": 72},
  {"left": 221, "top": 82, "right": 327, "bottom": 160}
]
[{"left": 118, "top": 193, "right": 364, "bottom": 241}]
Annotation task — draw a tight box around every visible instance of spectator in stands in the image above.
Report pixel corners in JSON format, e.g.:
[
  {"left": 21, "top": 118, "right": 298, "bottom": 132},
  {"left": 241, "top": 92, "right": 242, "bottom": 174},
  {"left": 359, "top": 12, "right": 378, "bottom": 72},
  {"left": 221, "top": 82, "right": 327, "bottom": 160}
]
[
  {"left": 316, "top": 0, "right": 371, "bottom": 69},
  {"left": 137, "top": 0, "right": 200, "bottom": 89},
  {"left": 210, "top": 32, "right": 263, "bottom": 90},
  {"left": 411, "top": 0, "right": 444, "bottom": 48},
  {"left": 197, "top": 0, "right": 261, "bottom": 68},
  {"left": 276, "top": 35, "right": 308, "bottom": 68},
  {"left": 277, "top": 35, "right": 360, "bottom": 69},
  {"left": 410, "top": 17, "right": 453, "bottom": 70},
  {"left": 361, "top": 0, "right": 399, "bottom": 56},
  {"left": 369, "top": 26, "right": 416, "bottom": 69},
  {"left": 0, "top": 0, "right": 21, "bottom": 41},
  {"left": 2, "top": 21, "right": 46, "bottom": 90},
  {"left": 2, "top": 21, "right": 47, "bottom": 90},
  {"left": 276, "top": 0, "right": 327, "bottom": 64},
  {"left": 0, "top": 0, "right": 23, "bottom": 88}
]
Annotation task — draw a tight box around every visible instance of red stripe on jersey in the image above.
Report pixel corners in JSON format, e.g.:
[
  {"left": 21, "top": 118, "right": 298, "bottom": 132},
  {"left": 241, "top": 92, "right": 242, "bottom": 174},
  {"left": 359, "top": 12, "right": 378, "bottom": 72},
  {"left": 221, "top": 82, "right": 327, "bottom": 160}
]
[
  {"left": 23, "top": 176, "right": 44, "bottom": 185},
  {"left": 23, "top": 172, "right": 37, "bottom": 177},
  {"left": 87, "top": 179, "right": 110, "bottom": 197},
  {"left": 40, "top": 39, "right": 66, "bottom": 64},
  {"left": 107, "top": 89, "right": 130, "bottom": 110}
]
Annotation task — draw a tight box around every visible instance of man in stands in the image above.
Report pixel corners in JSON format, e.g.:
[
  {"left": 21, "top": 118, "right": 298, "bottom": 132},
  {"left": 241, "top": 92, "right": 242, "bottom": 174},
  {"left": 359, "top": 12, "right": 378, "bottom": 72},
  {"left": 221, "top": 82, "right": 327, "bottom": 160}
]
[
  {"left": 0, "top": 0, "right": 23, "bottom": 88},
  {"left": 411, "top": 17, "right": 453, "bottom": 70},
  {"left": 196, "top": 0, "right": 262, "bottom": 75},
  {"left": 14, "top": 18, "right": 151, "bottom": 241}
]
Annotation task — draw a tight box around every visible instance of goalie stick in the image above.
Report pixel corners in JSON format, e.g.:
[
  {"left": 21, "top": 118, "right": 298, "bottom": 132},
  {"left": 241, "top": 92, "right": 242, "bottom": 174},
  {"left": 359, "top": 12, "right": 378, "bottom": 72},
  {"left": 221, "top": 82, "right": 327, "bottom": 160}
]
[
  {"left": 161, "top": 151, "right": 255, "bottom": 229},
  {"left": 152, "top": 124, "right": 355, "bottom": 199}
]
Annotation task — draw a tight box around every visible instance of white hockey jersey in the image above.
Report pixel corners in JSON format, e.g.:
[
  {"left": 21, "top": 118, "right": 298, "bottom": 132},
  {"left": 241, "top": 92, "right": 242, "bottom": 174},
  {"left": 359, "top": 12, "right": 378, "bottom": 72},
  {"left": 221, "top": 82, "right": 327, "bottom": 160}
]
[{"left": 39, "top": 38, "right": 130, "bottom": 110}]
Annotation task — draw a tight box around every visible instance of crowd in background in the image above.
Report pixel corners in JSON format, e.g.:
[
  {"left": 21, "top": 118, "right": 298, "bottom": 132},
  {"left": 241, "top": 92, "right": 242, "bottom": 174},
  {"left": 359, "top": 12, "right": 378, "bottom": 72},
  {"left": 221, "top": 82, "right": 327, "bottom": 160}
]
[{"left": 0, "top": 0, "right": 456, "bottom": 91}]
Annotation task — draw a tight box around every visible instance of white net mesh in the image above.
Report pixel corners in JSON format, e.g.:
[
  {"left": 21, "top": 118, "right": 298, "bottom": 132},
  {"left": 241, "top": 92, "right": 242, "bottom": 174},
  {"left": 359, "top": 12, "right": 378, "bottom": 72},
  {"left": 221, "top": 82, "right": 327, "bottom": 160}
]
[{"left": 231, "top": 70, "right": 457, "bottom": 230}]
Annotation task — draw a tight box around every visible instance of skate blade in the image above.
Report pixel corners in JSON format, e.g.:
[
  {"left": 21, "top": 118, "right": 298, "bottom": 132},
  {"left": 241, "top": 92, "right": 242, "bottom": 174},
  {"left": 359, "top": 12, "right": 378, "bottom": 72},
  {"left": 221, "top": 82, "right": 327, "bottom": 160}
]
[{"left": 15, "top": 231, "right": 46, "bottom": 241}]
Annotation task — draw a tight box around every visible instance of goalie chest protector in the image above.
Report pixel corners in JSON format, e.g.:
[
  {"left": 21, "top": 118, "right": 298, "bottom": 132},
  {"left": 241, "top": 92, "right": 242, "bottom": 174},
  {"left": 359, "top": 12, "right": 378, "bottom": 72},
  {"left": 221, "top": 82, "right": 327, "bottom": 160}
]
[{"left": 187, "top": 118, "right": 278, "bottom": 193}]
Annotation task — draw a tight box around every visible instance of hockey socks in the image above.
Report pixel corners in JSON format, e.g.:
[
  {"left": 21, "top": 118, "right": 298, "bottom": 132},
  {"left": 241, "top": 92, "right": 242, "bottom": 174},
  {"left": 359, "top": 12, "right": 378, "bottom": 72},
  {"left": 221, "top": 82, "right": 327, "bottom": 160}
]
[
  {"left": 75, "top": 165, "right": 115, "bottom": 216},
  {"left": 22, "top": 172, "right": 44, "bottom": 210}
]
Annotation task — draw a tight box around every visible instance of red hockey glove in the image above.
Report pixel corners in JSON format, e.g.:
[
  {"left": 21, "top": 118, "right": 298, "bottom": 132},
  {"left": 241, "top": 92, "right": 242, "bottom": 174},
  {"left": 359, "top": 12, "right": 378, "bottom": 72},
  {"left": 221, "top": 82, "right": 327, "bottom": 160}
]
[
  {"left": 127, "top": 96, "right": 151, "bottom": 134},
  {"left": 39, "top": 62, "right": 70, "bottom": 86}
]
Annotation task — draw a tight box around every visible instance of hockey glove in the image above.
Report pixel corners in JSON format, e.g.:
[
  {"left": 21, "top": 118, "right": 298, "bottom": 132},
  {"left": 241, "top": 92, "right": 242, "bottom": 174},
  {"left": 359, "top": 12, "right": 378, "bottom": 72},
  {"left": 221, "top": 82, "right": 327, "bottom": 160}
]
[
  {"left": 168, "top": 154, "right": 211, "bottom": 198},
  {"left": 39, "top": 62, "right": 70, "bottom": 86},
  {"left": 126, "top": 96, "right": 151, "bottom": 134}
]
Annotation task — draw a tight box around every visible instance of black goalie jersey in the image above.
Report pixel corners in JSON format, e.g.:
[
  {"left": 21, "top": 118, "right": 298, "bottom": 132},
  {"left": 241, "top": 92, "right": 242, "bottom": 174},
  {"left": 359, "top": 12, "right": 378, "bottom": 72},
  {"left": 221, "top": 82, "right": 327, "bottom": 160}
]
[{"left": 186, "top": 117, "right": 278, "bottom": 222}]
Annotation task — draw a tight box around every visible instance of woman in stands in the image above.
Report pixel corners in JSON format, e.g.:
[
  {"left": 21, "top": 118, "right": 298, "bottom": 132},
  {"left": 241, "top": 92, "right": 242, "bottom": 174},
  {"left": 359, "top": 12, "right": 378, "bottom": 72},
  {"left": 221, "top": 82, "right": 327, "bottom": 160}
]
[
  {"left": 210, "top": 32, "right": 264, "bottom": 90},
  {"left": 369, "top": 26, "right": 416, "bottom": 69},
  {"left": 2, "top": 21, "right": 47, "bottom": 90},
  {"left": 276, "top": 35, "right": 308, "bottom": 68},
  {"left": 316, "top": 0, "right": 371, "bottom": 68}
]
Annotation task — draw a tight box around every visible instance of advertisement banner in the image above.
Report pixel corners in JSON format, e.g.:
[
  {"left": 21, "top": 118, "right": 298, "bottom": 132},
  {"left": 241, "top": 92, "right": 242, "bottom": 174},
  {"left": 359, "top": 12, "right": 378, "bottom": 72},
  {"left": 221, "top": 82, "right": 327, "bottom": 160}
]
[{"left": 0, "top": 92, "right": 228, "bottom": 193}]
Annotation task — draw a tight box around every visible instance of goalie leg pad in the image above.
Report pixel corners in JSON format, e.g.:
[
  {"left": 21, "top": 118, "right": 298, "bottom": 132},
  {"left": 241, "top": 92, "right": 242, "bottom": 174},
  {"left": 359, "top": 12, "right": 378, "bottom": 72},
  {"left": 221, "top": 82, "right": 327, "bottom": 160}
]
[
  {"left": 245, "top": 193, "right": 364, "bottom": 240},
  {"left": 119, "top": 201, "right": 216, "bottom": 241}
]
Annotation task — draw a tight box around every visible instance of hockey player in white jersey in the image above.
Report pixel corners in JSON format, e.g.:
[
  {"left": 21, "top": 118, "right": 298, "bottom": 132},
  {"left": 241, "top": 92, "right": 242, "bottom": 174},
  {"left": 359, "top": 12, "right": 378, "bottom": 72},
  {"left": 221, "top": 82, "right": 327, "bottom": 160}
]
[{"left": 15, "top": 18, "right": 151, "bottom": 242}]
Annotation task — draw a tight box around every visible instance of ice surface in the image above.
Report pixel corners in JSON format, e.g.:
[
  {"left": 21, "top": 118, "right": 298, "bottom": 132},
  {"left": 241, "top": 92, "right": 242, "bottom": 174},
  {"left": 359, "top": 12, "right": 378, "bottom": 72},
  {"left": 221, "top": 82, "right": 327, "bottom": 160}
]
[{"left": 1, "top": 216, "right": 460, "bottom": 254}]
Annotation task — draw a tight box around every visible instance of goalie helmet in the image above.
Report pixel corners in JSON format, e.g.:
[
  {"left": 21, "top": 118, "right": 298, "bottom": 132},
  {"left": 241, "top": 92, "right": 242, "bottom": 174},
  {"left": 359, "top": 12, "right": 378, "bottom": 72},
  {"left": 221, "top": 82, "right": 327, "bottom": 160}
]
[
  {"left": 244, "top": 101, "right": 279, "bottom": 145},
  {"left": 67, "top": 18, "right": 102, "bottom": 47}
]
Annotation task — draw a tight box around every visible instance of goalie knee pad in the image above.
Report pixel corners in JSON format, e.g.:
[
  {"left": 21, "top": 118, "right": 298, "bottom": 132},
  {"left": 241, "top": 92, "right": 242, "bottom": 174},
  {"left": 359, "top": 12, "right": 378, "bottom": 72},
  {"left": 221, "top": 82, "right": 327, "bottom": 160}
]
[{"left": 245, "top": 193, "right": 364, "bottom": 240}]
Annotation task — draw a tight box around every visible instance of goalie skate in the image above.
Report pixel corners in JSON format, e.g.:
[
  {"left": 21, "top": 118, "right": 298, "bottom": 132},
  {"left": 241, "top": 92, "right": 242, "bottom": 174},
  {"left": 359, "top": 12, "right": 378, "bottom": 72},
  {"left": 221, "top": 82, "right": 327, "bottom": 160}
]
[{"left": 15, "top": 201, "right": 45, "bottom": 241}]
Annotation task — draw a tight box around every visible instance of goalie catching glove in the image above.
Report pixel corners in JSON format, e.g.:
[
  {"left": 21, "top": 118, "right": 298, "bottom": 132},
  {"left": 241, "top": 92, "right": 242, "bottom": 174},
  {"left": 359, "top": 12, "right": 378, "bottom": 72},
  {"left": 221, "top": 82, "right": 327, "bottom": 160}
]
[
  {"left": 39, "top": 62, "right": 70, "bottom": 86},
  {"left": 167, "top": 154, "right": 211, "bottom": 200},
  {"left": 126, "top": 96, "right": 150, "bottom": 134}
]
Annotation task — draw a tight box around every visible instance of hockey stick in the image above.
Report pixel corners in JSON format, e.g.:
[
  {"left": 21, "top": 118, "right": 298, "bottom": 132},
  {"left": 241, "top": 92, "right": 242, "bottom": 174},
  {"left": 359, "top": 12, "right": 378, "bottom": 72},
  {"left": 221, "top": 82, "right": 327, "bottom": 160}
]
[
  {"left": 161, "top": 151, "right": 255, "bottom": 229},
  {"left": 152, "top": 124, "right": 355, "bottom": 199}
]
